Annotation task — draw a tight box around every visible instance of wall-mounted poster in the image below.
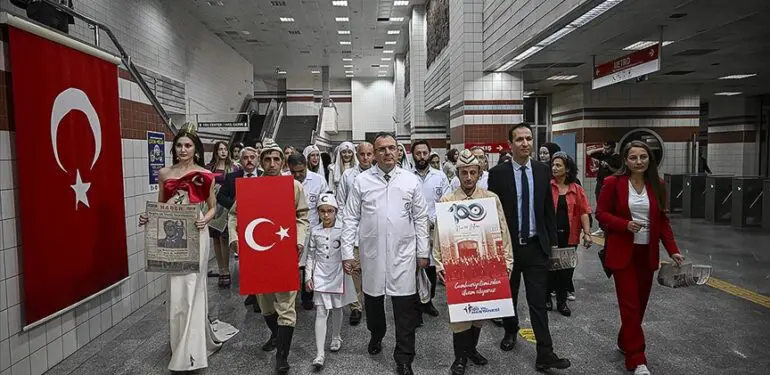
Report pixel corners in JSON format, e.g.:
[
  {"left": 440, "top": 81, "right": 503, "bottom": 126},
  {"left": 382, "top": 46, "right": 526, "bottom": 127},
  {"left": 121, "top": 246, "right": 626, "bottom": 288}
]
[
  {"left": 435, "top": 198, "right": 514, "bottom": 323},
  {"left": 147, "top": 131, "right": 165, "bottom": 192},
  {"left": 585, "top": 143, "right": 604, "bottom": 178}
]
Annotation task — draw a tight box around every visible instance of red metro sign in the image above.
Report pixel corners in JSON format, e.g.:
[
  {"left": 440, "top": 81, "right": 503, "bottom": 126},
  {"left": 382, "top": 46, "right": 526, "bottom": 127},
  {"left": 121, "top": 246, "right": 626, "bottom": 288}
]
[{"left": 592, "top": 44, "right": 661, "bottom": 89}]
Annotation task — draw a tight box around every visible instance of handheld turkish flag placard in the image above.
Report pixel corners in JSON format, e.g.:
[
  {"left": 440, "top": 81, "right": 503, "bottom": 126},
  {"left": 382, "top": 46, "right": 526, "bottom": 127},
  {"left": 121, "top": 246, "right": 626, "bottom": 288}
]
[
  {"left": 8, "top": 26, "right": 128, "bottom": 326},
  {"left": 237, "top": 176, "right": 300, "bottom": 294}
]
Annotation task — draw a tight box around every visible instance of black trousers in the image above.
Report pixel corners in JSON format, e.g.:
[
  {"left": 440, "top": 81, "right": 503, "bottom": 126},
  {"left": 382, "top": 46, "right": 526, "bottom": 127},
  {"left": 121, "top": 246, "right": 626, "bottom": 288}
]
[
  {"left": 502, "top": 241, "right": 554, "bottom": 355},
  {"left": 547, "top": 268, "right": 575, "bottom": 304},
  {"left": 424, "top": 266, "right": 437, "bottom": 300},
  {"left": 365, "top": 293, "right": 421, "bottom": 364}
]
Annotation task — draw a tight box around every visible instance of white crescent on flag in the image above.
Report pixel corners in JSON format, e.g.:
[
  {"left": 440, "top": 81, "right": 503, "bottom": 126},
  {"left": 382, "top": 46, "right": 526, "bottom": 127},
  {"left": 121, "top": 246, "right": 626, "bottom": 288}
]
[{"left": 50, "top": 88, "right": 102, "bottom": 172}]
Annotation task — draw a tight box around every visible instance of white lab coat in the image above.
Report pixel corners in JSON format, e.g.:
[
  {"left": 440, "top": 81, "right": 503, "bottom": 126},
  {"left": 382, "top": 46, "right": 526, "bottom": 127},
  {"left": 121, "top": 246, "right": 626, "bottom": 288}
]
[
  {"left": 336, "top": 165, "right": 369, "bottom": 247},
  {"left": 414, "top": 167, "right": 451, "bottom": 267},
  {"left": 302, "top": 171, "right": 329, "bottom": 228},
  {"left": 450, "top": 170, "right": 489, "bottom": 191},
  {"left": 342, "top": 166, "right": 429, "bottom": 297}
]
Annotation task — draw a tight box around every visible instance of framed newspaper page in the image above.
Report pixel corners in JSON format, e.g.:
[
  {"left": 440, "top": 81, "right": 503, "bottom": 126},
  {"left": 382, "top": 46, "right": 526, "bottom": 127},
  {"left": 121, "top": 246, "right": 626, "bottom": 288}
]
[
  {"left": 436, "top": 198, "right": 514, "bottom": 323},
  {"left": 144, "top": 202, "right": 201, "bottom": 273}
]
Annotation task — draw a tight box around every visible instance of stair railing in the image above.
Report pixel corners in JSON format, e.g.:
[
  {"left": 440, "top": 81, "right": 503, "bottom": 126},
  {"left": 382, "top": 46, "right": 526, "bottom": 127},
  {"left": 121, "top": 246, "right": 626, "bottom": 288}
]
[
  {"left": 40, "top": 0, "right": 177, "bottom": 134},
  {"left": 271, "top": 101, "right": 285, "bottom": 140}
]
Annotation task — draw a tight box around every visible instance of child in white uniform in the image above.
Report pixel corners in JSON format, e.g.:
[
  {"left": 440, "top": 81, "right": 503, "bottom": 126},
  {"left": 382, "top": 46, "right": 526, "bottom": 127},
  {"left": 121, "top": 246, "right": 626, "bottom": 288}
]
[{"left": 305, "top": 193, "right": 358, "bottom": 370}]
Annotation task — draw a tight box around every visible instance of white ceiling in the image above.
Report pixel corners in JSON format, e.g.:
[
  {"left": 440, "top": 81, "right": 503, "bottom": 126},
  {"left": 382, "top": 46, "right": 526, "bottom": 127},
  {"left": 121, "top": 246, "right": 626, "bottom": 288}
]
[
  {"left": 505, "top": 0, "right": 770, "bottom": 99},
  {"left": 171, "top": 0, "right": 423, "bottom": 85}
]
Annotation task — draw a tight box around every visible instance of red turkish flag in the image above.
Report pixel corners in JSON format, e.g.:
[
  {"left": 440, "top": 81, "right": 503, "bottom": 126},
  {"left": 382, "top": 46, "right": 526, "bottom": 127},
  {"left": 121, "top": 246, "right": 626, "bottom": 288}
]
[
  {"left": 237, "top": 176, "right": 300, "bottom": 294},
  {"left": 8, "top": 27, "right": 128, "bottom": 325}
]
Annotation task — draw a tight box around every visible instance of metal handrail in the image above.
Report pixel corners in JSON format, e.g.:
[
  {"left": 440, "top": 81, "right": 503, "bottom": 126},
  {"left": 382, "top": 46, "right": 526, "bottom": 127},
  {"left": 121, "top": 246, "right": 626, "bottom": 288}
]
[
  {"left": 40, "top": 0, "right": 177, "bottom": 134},
  {"left": 271, "top": 102, "right": 285, "bottom": 140}
]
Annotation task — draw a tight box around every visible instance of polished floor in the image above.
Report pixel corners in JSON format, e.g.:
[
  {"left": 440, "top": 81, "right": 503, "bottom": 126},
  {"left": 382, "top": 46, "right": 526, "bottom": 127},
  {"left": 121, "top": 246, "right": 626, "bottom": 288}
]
[{"left": 46, "top": 216, "right": 770, "bottom": 374}]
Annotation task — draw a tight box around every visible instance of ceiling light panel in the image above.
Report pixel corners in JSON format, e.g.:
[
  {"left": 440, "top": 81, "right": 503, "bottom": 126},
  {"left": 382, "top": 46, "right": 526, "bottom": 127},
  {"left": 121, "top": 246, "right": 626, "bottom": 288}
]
[
  {"left": 332, "top": 1, "right": 348, "bottom": 6},
  {"left": 336, "top": 17, "right": 349, "bottom": 22},
  {"left": 390, "top": 17, "right": 404, "bottom": 22},
  {"left": 394, "top": 1, "right": 409, "bottom": 6},
  {"left": 385, "top": 41, "right": 397, "bottom": 45},
  {"left": 344, "top": 64, "right": 353, "bottom": 68},
  {"left": 381, "top": 57, "right": 392, "bottom": 61},
  {"left": 718, "top": 74, "right": 757, "bottom": 80},
  {"left": 340, "top": 41, "right": 351, "bottom": 45},
  {"left": 342, "top": 58, "right": 353, "bottom": 61},
  {"left": 546, "top": 75, "right": 578, "bottom": 80},
  {"left": 311, "top": 70, "right": 321, "bottom": 74},
  {"left": 345, "top": 70, "right": 354, "bottom": 74},
  {"left": 714, "top": 92, "right": 742, "bottom": 96},
  {"left": 387, "top": 30, "right": 400, "bottom": 34},
  {"left": 383, "top": 50, "right": 394, "bottom": 54},
  {"left": 279, "top": 17, "right": 294, "bottom": 22},
  {"left": 338, "top": 30, "right": 351, "bottom": 34},
  {"left": 623, "top": 41, "right": 674, "bottom": 50}
]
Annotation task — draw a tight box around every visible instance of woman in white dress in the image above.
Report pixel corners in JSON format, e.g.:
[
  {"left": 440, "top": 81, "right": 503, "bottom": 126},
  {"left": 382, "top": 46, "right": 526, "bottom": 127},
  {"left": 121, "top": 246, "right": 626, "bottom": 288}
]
[
  {"left": 139, "top": 127, "right": 238, "bottom": 371},
  {"left": 329, "top": 142, "right": 357, "bottom": 193},
  {"left": 305, "top": 193, "right": 357, "bottom": 370},
  {"left": 304, "top": 145, "right": 327, "bottom": 179}
]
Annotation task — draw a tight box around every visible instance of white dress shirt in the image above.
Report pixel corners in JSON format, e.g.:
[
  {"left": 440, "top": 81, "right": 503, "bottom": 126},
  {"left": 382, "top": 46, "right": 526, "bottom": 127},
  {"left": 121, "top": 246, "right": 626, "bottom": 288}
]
[{"left": 511, "top": 159, "right": 537, "bottom": 239}]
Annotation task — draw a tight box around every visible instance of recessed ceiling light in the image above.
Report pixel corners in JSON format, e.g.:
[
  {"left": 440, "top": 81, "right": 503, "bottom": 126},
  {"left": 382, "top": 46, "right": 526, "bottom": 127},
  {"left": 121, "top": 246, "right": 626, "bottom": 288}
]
[
  {"left": 342, "top": 58, "right": 353, "bottom": 61},
  {"left": 394, "top": 0, "right": 409, "bottom": 6},
  {"left": 390, "top": 17, "right": 404, "bottom": 22},
  {"left": 338, "top": 30, "right": 351, "bottom": 34},
  {"left": 344, "top": 64, "right": 353, "bottom": 68},
  {"left": 546, "top": 74, "right": 578, "bottom": 80},
  {"left": 277, "top": 70, "right": 287, "bottom": 74},
  {"left": 335, "top": 17, "right": 349, "bottom": 22},
  {"left": 311, "top": 70, "right": 321, "bottom": 74},
  {"left": 340, "top": 41, "right": 351, "bottom": 45},
  {"left": 719, "top": 74, "right": 757, "bottom": 80},
  {"left": 387, "top": 30, "right": 400, "bottom": 35},
  {"left": 381, "top": 57, "right": 392, "bottom": 61},
  {"left": 714, "top": 92, "right": 742, "bottom": 96},
  {"left": 623, "top": 41, "right": 674, "bottom": 50},
  {"left": 279, "top": 17, "right": 295, "bottom": 22},
  {"left": 523, "top": 91, "right": 535, "bottom": 97},
  {"left": 241, "top": 30, "right": 251, "bottom": 35},
  {"left": 345, "top": 70, "right": 354, "bottom": 74},
  {"left": 383, "top": 50, "right": 394, "bottom": 54},
  {"left": 332, "top": 0, "right": 348, "bottom": 6},
  {"left": 385, "top": 41, "right": 397, "bottom": 45},
  {"left": 346, "top": 74, "right": 354, "bottom": 78},
  {"left": 379, "top": 70, "right": 388, "bottom": 73},
  {"left": 379, "top": 64, "right": 388, "bottom": 68}
]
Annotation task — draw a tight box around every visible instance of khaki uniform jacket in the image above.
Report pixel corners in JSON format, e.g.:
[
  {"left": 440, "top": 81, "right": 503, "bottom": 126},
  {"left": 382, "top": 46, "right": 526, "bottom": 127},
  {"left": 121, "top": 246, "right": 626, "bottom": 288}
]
[
  {"left": 432, "top": 187, "right": 514, "bottom": 273},
  {"left": 228, "top": 179, "right": 310, "bottom": 249}
]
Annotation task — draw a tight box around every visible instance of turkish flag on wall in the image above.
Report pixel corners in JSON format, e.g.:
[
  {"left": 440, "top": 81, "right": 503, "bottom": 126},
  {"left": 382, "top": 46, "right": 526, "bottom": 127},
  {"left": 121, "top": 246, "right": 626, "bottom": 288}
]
[
  {"left": 8, "top": 27, "right": 128, "bottom": 325},
  {"left": 237, "top": 176, "right": 300, "bottom": 294}
]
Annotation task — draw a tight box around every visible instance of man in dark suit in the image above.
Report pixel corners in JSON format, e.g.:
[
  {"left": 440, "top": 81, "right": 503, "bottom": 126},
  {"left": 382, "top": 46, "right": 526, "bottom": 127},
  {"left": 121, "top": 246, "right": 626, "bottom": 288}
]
[
  {"left": 217, "top": 146, "right": 262, "bottom": 312},
  {"left": 487, "top": 123, "right": 570, "bottom": 371}
]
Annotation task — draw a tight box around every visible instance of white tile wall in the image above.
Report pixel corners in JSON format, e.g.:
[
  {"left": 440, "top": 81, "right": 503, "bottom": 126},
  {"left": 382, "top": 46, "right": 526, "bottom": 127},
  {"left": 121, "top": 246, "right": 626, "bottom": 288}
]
[
  {"left": 0, "top": 0, "right": 254, "bottom": 119},
  {"left": 0, "top": 131, "right": 169, "bottom": 373},
  {"left": 352, "top": 79, "right": 395, "bottom": 141}
]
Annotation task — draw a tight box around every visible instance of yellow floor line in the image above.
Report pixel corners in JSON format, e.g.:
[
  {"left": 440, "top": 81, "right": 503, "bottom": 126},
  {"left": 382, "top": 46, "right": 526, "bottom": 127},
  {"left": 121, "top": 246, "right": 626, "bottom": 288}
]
[{"left": 588, "top": 235, "right": 770, "bottom": 309}]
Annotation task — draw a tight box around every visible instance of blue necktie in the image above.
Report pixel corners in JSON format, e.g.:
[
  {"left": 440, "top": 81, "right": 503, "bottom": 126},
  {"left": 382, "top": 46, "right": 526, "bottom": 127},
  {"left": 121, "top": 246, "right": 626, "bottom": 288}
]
[{"left": 520, "top": 165, "right": 530, "bottom": 239}]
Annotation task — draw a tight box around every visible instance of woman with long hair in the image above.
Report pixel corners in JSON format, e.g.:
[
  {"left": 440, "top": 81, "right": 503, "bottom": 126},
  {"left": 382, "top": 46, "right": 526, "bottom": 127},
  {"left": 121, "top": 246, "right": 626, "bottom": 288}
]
[
  {"left": 139, "top": 127, "right": 237, "bottom": 371},
  {"left": 546, "top": 152, "right": 592, "bottom": 316},
  {"left": 230, "top": 142, "right": 244, "bottom": 166},
  {"left": 397, "top": 142, "right": 414, "bottom": 170},
  {"left": 303, "top": 145, "right": 327, "bottom": 178},
  {"left": 206, "top": 141, "right": 238, "bottom": 286},
  {"left": 329, "top": 142, "right": 357, "bottom": 193},
  {"left": 596, "top": 140, "right": 684, "bottom": 375}
]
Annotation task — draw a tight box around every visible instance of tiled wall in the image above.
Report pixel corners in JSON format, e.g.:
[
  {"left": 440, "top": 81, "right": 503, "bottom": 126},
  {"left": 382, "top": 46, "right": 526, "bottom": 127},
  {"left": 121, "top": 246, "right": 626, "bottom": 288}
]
[
  {"left": 706, "top": 96, "right": 761, "bottom": 176},
  {"left": 351, "top": 79, "right": 395, "bottom": 142},
  {"left": 424, "top": 49, "right": 449, "bottom": 110},
  {"left": 482, "top": 0, "right": 587, "bottom": 67}
]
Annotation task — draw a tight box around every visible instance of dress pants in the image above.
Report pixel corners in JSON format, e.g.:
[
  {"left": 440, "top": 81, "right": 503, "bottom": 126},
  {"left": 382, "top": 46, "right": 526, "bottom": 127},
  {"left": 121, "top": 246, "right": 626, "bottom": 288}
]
[
  {"left": 258, "top": 291, "right": 297, "bottom": 327},
  {"left": 502, "top": 240, "right": 554, "bottom": 355},
  {"left": 613, "top": 244, "right": 654, "bottom": 370},
  {"left": 548, "top": 268, "right": 574, "bottom": 304},
  {"left": 424, "top": 266, "right": 438, "bottom": 299},
  {"left": 365, "top": 293, "right": 421, "bottom": 364}
]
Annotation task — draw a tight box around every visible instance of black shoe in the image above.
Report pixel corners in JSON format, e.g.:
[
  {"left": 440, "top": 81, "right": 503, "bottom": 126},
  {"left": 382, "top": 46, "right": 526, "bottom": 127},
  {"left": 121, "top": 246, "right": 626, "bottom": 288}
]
[
  {"left": 557, "top": 302, "right": 572, "bottom": 317},
  {"left": 450, "top": 357, "right": 468, "bottom": 375},
  {"left": 468, "top": 326, "right": 488, "bottom": 365},
  {"left": 500, "top": 332, "right": 516, "bottom": 351},
  {"left": 254, "top": 303, "right": 261, "bottom": 313},
  {"left": 207, "top": 270, "right": 219, "bottom": 277},
  {"left": 451, "top": 330, "right": 471, "bottom": 375},
  {"left": 422, "top": 301, "right": 440, "bottom": 317},
  {"left": 396, "top": 362, "right": 414, "bottom": 375},
  {"left": 349, "top": 309, "right": 362, "bottom": 326},
  {"left": 244, "top": 294, "right": 257, "bottom": 306},
  {"left": 302, "top": 299, "right": 314, "bottom": 311},
  {"left": 545, "top": 297, "right": 553, "bottom": 311},
  {"left": 262, "top": 314, "right": 279, "bottom": 351},
  {"left": 367, "top": 338, "right": 382, "bottom": 355},
  {"left": 535, "top": 352, "right": 571, "bottom": 371},
  {"left": 275, "top": 325, "right": 295, "bottom": 374}
]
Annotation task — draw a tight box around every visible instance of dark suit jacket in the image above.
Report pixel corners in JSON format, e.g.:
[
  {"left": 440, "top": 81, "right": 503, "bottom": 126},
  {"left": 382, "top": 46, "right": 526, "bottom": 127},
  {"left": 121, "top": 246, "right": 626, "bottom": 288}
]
[
  {"left": 216, "top": 169, "right": 262, "bottom": 209},
  {"left": 488, "top": 159, "right": 558, "bottom": 261},
  {"left": 595, "top": 175, "right": 679, "bottom": 271}
]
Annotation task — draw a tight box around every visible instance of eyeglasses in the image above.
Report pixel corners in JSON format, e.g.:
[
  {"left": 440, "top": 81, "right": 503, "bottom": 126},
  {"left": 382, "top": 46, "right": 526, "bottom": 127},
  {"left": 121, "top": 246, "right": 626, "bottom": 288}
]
[{"left": 375, "top": 145, "right": 398, "bottom": 154}]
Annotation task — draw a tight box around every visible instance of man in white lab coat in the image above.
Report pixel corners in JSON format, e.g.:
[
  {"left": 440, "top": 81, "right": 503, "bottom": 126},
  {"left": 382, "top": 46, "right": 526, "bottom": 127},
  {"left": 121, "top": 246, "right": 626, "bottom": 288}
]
[
  {"left": 342, "top": 132, "right": 430, "bottom": 375},
  {"left": 288, "top": 153, "right": 330, "bottom": 310},
  {"left": 335, "top": 141, "right": 376, "bottom": 326},
  {"left": 410, "top": 139, "right": 451, "bottom": 318}
]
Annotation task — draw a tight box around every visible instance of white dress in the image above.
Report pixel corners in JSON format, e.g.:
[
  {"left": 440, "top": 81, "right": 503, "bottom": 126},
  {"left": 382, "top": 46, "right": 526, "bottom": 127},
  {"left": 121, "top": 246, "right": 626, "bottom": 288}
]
[
  {"left": 163, "top": 172, "right": 238, "bottom": 371},
  {"left": 306, "top": 223, "right": 358, "bottom": 310}
]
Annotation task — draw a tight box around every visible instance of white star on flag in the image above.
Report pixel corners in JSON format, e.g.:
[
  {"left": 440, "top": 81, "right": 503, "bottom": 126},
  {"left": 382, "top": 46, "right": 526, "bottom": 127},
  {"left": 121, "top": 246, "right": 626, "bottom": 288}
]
[
  {"left": 276, "top": 226, "right": 290, "bottom": 240},
  {"left": 70, "top": 169, "right": 91, "bottom": 209}
]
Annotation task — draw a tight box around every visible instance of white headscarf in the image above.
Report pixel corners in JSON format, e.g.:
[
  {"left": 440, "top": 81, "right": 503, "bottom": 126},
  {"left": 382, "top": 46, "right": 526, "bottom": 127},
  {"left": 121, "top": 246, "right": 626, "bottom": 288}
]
[
  {"left": 332, "top": 141, "right": 357, "bottom": 186},
  {"left": 398, "top": 143, "right": 414, "bottom": 170},
  {"left": 303, "top": 145, "right": 326, "bottom": 179}
]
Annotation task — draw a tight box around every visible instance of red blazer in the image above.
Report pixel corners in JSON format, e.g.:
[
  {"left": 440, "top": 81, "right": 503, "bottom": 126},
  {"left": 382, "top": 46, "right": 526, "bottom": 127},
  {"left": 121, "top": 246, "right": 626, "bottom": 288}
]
[
  {"left": 550, "top": 180, "right": 592, "bottom": 245},
  {"left": 595, "top": 175, "right": 679, "bottom": 271}
]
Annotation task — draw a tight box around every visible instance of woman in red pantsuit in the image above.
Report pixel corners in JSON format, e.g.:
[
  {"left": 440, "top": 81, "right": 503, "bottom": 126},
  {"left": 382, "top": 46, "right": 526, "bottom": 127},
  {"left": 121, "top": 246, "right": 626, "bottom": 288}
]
[{"left": 596, "top": 141, "right": 685, "bottom": 375}]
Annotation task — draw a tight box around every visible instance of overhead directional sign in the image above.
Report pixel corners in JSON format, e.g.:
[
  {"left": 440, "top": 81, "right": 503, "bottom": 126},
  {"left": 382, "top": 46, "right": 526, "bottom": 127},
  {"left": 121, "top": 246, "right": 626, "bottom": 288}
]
[
  {"left": 592, "top": 44, "right": 660, "bottom": 89},
  {"left": 464, "top": 142, "right": 510, "bottom": 153},
  {"left": 197, "top": 121, "right": 249, "bottom": 132}
]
